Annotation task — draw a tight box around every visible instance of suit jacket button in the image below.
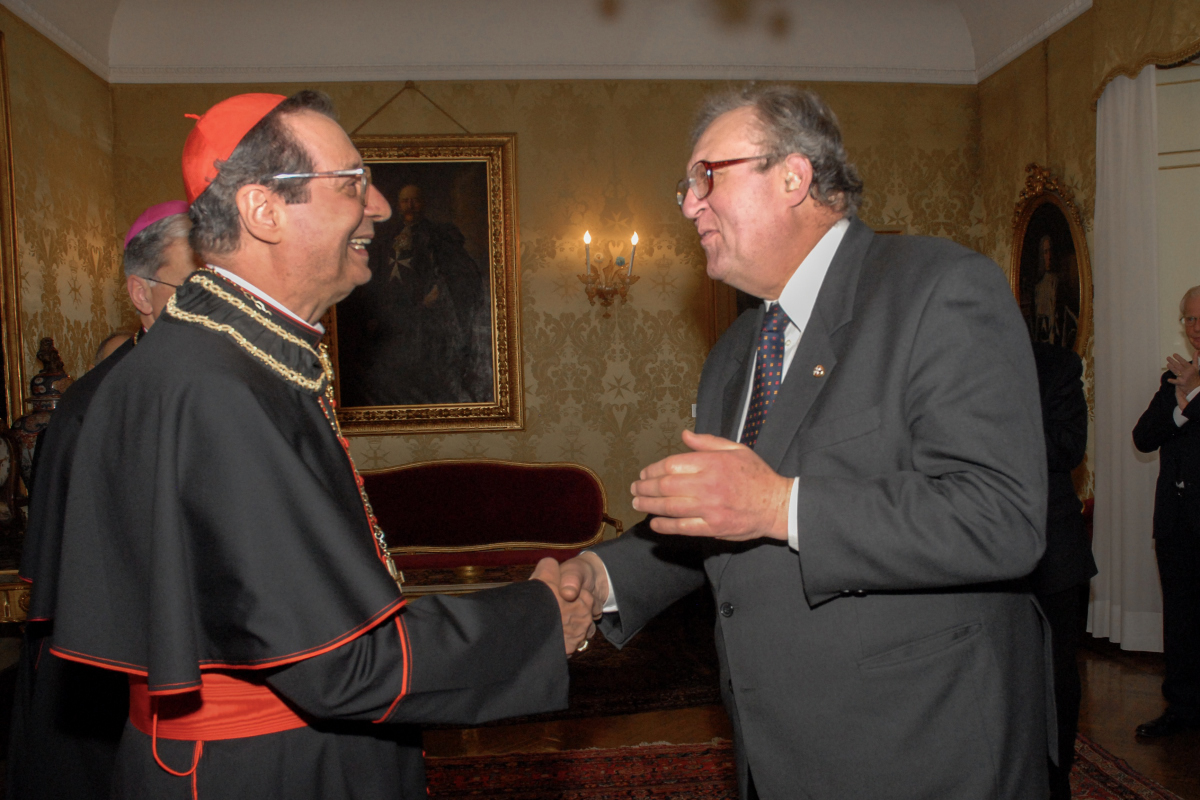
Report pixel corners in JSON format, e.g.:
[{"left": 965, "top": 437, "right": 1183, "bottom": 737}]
[{"left": 719, "top": 602, "right": 735, "bottom": 617}]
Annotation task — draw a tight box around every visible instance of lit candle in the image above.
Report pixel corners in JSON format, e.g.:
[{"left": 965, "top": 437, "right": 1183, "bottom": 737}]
[
  {"left": 583, "top": 230, "right": 592, "bottom": 275},
  {"left": 628, "top": 232, "right": 638, "bottom": 276}
]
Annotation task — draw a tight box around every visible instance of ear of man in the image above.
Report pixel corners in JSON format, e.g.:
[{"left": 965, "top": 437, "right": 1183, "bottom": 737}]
[
  {"left": 783, "top": 153, "right": 815, "bottom": 207},
  {"left": 125, "top": 274, "right": 154, "bottom": 317},
  {"left": 236, "top": 183, "right": 285, "bottom": 245}
]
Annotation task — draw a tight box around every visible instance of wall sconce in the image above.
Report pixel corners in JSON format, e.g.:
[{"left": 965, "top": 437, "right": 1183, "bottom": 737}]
[{"left": 578, "top": 230, "right": 639, "bottom": 317}]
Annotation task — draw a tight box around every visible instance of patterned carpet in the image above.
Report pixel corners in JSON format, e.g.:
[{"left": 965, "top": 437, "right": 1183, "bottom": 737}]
[
  {"left": 425, "top": 735, "right": 1184, "bottom": 799},
  {"left": 1072, "top": 735, "right": 1184, "bottom": 799},
  {"left": 427, "top": 740, "right": 738, "bottom": 800}
]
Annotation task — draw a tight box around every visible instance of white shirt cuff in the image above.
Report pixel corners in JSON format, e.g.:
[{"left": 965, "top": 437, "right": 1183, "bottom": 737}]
[
  {"left": 787, "top": 477, "right": 800, "bottom": 551},
  {"left": 602, "top": 478, "right": 800, "bottom": 608},
  {"left": 1174, "top": 385, "right": 1200, "bottom": 426},
  {"left": 598, "top": 555, "right": 619, "bottom": 614}
]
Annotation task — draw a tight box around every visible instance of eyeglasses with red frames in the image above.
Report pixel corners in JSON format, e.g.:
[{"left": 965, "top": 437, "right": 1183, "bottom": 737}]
[
  {"left": 272, "top": 165, "right": 373, "bottom": 206},
  {"left": 675, "top": 155, "right": 771, "bottom": 208}
]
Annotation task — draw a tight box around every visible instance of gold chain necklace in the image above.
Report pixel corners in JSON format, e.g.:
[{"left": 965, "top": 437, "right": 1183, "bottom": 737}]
[
  {"left": 316, "top": 344, "right": 404, "bottom": 593},
  {"left": 166, "top": 274, "right": 404, "bottom": 595}
]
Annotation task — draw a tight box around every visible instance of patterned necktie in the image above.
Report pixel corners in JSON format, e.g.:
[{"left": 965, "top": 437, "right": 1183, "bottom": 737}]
[{"left": 740, "top": 303, "right": 791, "bottom": 450}]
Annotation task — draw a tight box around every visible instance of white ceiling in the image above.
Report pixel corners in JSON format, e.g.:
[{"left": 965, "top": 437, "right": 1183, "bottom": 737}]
[{"left": 2, "top": 0, "right": 1090, "bottom": 85}]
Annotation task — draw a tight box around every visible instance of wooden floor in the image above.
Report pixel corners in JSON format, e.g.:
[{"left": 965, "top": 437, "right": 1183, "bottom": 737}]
[
  {"left": 1078, "top": 639, "right": 1200, "bottom": 799},
  {"left": 426, "top": 637, "right": 1200, "bottom": 799}
]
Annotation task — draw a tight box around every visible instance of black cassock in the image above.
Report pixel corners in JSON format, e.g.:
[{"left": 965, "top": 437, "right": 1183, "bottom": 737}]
[
  {"left": 52, "top": 270, "right": 567, "bottom": 799},
  {"left": 7, "top": 337, "right": 134, "bottom": 800}
]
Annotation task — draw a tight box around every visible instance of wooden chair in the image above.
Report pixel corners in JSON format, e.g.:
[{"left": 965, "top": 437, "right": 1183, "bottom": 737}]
[{"left": 362, "top": 459, "right": 622, "bottom": 595}]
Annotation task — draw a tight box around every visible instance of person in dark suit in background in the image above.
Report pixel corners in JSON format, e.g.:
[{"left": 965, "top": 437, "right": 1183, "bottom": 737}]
[
  {"left": 555, "top": 84, "right": 1051, "bottom": 800},
  {"left": 1030, "top": 340, "right": 1097, "bottom": 799},
  {"left": 1132, "top": 285, "right": 1200, "bottom": 738}
]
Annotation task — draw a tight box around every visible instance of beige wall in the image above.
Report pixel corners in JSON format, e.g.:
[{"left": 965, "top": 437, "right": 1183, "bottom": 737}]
[
  {"left": 979, "top": 12, "right": 1096, "bottom": 277},
  {"left": 0, "top": 6, "right": 119, "bottom": 385},
  {"left": 978, "top": 10, "right": 1097, "bottom": 498},
  {"left": 109, "top": 80, "right": 980, "bottom": 528}
]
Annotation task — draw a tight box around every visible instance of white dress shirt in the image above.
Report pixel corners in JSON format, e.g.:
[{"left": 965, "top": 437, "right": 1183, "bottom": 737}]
[
  {"left": 601, "top": 218, "right": 850, "bottom": 612},
  {"left": 208, "top": 265, "right": 325, "bottom": 333}
]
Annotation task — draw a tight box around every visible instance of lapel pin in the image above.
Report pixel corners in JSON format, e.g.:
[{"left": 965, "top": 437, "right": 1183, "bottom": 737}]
[{"left": 812, "top": 365, "right": 825, "bottom": 377}]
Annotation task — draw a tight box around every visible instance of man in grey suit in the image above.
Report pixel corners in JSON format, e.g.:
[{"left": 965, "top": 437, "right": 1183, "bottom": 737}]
[{"left": 557, "top": 85, "right": 1052, "bottom": 799}]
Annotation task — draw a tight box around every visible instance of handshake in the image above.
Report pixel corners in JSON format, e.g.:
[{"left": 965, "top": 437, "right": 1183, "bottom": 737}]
[{"left": 529, "top": 553, "right": 611, "bottom": 655}]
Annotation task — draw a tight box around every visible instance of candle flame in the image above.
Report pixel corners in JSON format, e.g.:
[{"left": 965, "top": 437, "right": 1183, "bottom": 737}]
[
  {"left": 583, "top": 231, "right": 591, "bottom": 244},
  {"left": 631, "top": 232, "right": 639, "bottom": 245}
]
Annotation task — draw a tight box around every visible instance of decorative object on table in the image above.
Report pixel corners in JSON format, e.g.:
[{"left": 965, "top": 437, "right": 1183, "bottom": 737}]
[
  {"left": 9, "top": 337, "right": 72, "bottom": 487},
  {"left": 329, "top": 132, "right": 523, "bottom": 436},
  {"left": 0, "top": 569, "right": 30, "bottom": 620},
  {"left": 579, "top": 229, "right": 639, "bottom": 318}
]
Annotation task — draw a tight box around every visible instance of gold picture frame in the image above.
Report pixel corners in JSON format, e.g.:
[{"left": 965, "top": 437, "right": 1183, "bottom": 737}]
[
  {"left": 0, "top": 33, "right": 23, "bottom": 426},
  {"left": 1010, "top": 164, "right": 1093, "bottom": 358},
  {"left": 330, "top": 134, "right": 523, "bottom": 435}
]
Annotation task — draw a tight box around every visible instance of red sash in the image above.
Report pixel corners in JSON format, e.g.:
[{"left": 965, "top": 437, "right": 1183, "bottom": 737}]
[
  {"left": 129, "top": 672, "right": 307, "bottom": 741},
  {"left": 129, "top": 672, "right": 308, "bottom": 799}
]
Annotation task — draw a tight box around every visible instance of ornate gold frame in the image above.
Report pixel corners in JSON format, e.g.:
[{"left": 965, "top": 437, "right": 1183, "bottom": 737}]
[
  {"left": 1009, "top": 164, "right": 1093, "bottom": 359},
  {"left": 0, "top": 33, "right": 23, "bottom": 426},
  {"left": 331, "top": 134, "right": 523, "bottom": 435}
]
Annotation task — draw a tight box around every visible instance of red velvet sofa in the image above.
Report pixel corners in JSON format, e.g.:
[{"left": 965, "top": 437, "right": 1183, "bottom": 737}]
[{"left": 362, "top": 459, "right": 622, "bottom": 594}]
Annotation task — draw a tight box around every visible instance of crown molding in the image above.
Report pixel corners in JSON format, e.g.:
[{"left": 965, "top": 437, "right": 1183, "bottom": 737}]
[
  {"left": 0, "top": 0, "right": 109, "bottom": 80},
  {"left": 107, "top": 62, "right": 977, "bottom": 86},
  {"left": 974, "top": 0, "right": 1090, "bottom": 82}
]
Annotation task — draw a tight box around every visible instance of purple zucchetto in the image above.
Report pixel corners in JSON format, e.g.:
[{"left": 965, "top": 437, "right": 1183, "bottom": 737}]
[{"left": 124, "top": 201, "right": 190, "bottom": 250}]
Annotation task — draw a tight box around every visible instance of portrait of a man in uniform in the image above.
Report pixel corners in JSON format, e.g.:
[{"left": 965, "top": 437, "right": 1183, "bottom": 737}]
[
  {"left": 1018, "top": 203, "right": 1080, "bottom": 351},
  {"left": 334, "top": 161, "right": 494, "bottom": 408}
]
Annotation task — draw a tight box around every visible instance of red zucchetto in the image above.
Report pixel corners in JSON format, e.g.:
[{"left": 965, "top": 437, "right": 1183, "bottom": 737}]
[{"left": 181, "top": 93, "right": 286, "bottom": 203}]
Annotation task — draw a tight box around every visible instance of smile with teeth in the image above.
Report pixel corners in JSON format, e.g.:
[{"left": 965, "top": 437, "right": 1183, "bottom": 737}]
[{"left": 349, "top": 238, "right": 371, "bottom": 251}]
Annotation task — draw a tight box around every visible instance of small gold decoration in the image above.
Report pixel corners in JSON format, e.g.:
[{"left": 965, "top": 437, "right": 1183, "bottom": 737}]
[{"left": 812, "top": 365, "right": 825, "bottom": 377}]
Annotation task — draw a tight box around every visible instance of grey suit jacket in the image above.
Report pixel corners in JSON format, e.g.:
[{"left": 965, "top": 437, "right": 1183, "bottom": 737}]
[{"left": 596, "top": 218, "right": 1053, "bottom": 800}]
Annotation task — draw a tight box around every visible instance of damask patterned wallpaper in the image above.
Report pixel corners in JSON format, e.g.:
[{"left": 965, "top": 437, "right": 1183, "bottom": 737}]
[
  {"left": 0, "top": 6, "right": 121, "bottom": 389},
  {"left": 979, "top": 10, "right": 1097, "bottom": 497},
  {"left": 110, "top": 80, "right": 980, "bottom": 528}
]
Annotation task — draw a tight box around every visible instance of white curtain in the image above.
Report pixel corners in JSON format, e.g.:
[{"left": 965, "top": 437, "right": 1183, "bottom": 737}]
[{"left": 1090, "top": 65, "right": 1163, "bottom": 651}]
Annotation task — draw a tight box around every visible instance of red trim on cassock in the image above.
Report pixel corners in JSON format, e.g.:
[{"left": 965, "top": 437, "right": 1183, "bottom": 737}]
[
  {"left": 194, "top": 597, "right": 406, "bottom": 673},
  {"left": 49, "top": 647, "right": 149, "bottom": 675},
  {"left": 50, "top": 598, "right": 407, "bottom": 693},
  {"left": 373, "top": 616, "right": 411, "bottom": 723},
  {"left": 17, "top": 574, "right": 31, "bottom": 584}
]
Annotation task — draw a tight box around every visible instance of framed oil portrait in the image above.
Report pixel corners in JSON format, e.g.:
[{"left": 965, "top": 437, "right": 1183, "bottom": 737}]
[
  {"left": 328, "top": 134, "right": 523, "bottom": 435},
  {"left": 1010, "top": 165, "right": 1092, "bottom": 357}
]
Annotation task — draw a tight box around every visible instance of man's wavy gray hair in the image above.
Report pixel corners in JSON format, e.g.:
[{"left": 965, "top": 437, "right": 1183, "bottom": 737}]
[{"left": 693, "top": 84, "right": 863, "bottom": 215}]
